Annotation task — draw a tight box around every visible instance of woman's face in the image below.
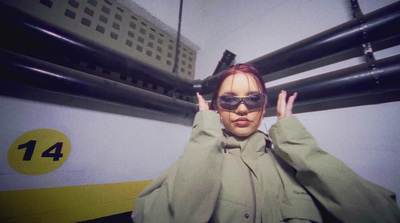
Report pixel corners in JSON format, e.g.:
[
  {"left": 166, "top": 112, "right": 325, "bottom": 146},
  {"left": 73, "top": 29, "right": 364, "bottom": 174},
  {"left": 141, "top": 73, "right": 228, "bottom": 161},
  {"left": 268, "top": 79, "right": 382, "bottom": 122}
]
[{"left": 217, "top": 72, "right": 265, "bottom": 137}]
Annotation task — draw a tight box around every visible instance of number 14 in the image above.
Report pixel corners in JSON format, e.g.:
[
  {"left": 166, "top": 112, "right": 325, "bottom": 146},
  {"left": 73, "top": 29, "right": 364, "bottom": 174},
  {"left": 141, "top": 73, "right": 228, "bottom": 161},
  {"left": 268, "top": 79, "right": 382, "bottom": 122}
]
[{"left": 18, "top": 140, "right": 64, "bottom": 161}]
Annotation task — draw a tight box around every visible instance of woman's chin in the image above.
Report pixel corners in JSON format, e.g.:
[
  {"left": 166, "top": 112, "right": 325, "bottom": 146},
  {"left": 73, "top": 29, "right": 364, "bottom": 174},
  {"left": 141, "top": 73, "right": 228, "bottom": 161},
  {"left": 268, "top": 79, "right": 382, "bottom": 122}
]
[{"left": 228, "top": 127, "right": 256, "bottom": 137}]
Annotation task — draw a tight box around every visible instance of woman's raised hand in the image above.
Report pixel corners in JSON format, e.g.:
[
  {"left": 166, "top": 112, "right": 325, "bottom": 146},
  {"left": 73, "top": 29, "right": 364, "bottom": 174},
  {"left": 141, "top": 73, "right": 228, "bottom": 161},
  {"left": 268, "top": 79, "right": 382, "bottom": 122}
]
[
  {"left": 277, "top": 90, "right": 297, "bottom": 120},
  {"left": 196, "top": 92, "right": 209, "bottom": 111}
]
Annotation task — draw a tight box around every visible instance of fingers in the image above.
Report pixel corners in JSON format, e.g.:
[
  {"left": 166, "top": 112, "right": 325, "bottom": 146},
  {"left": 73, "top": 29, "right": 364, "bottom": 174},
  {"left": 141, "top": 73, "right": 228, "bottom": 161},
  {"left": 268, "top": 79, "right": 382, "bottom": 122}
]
[
  {"left": 277, "top": 90, "right": 297, "bottom": 120},
  {"left": 277, "top": 90, "right": 288, "bottom": 120},
  {"left": 285, "top": 92, "right": 297, "bottom": 117},
  {"left": 196, "top": 92, "right": 209, "bottom": 111},
  {"left": 277, "top": 90, "right": 286, "bottom": 117}
]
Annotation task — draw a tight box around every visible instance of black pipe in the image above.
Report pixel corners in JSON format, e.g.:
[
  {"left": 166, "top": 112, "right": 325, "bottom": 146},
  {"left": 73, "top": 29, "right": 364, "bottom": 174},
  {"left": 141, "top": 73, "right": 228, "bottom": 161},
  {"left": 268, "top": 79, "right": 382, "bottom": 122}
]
[
  {"left": 0, "top": 50, "right": 197, "bottom": 119},
  {"left": 0, "top": 3, "right": 196, "bottom": 95},
  {"left": 264, "top": 54, "right": 400, "bottom": 116},
  {"left": 1, "top": 2, "right": 399, "bottom": 119},
  {"left": 250, "top": 1, "right": 400, "bottom": 80},
  {"left": 212, "top": 50, "right": 236, "bottom": 75},
  {"left": 201, "top": 1, "right": 400, "bottom": 94},
  {"left": 173, "top": 0, "right": 184, "bottom": 75}
]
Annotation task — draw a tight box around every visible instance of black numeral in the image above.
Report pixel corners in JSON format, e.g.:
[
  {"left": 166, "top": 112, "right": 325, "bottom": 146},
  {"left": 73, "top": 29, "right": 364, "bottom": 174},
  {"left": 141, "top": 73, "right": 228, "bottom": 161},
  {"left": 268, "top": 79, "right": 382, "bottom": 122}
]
[
  {"left": 41, "top": 142, "right": 64, "bottom": 161},
  {"left": 18, "top": 140, "right": 37, "bottom": 161},
  {"left": 17, "top": 141, "right": 64, "bottom": 161}
]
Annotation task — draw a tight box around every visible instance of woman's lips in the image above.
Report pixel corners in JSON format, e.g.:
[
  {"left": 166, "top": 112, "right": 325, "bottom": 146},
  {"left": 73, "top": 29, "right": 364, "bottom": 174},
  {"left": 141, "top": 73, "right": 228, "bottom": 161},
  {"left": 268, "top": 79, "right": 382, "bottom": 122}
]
[{"left": 234, "top": 118, "right": 250, "bottom": 127}]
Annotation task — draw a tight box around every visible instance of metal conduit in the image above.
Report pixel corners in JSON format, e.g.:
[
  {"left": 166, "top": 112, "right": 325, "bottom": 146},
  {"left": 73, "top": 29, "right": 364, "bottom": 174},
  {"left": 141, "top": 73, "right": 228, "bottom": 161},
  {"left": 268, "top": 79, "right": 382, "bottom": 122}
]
[
  {"left": 264, "top": 54, "right": 400, "bottom": 116},
  {"left": 0, "top": 2, "right": 399, "bottom": 120},
  {"left": 0, "top": 3, "right": 195, "bottom": 95},
  {"left": 199, "top": 1, "right": 400, "bottom": 94},
  {"left": 0, "top": 49, "right": 197, "bottom": 119}
]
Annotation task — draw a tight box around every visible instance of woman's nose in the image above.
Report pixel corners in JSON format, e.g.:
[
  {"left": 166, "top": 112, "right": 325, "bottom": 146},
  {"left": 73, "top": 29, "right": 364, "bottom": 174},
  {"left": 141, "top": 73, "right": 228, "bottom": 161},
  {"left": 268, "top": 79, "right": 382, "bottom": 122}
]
[{"left": 235, "top": 103, "right": 249, "bottom": 115}]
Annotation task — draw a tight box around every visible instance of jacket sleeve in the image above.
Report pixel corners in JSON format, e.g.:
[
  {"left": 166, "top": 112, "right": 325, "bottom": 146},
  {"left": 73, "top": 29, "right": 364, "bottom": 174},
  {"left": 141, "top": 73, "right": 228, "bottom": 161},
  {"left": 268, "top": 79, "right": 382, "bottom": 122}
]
[
  {"left": 269, "top": 116, "right": 400, "bottom": 223},
  {"left": 131, "top": 110, "right": 225, "bottom": 223}
]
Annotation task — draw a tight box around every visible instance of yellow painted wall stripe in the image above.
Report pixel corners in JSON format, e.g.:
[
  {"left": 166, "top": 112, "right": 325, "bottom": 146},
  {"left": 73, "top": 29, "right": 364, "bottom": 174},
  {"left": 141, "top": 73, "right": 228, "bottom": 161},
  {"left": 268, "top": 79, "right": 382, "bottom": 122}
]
[{"left": 0, "top": 180, "right": 152, "bottom": 223}]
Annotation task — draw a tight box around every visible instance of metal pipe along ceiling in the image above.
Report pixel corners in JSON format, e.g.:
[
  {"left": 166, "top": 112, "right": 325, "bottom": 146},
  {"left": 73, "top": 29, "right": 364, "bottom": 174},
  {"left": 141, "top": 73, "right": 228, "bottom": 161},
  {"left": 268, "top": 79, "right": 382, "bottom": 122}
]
[
  {"left": 0, "top": 49, "right": 197, "bottom": 120},
  {"left": 264, "top": 54, "right": 400, "bottom": 115},
  {"left": 200, "top": 1, "right": 400, "bottom": 94},
  {"left": 0, "top": 3, "right": 195, "bottom": 96},
  {"left": 0, "top": 2, "right": 399, "bottom": 120}
]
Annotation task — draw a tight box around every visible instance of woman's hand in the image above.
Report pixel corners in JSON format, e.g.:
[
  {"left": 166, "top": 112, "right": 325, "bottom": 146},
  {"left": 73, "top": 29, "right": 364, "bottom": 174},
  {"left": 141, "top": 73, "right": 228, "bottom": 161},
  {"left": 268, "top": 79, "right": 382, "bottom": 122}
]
[
  {"left": 277, "top": 90, "right": 297, "bottom": 120},
  {"left": 196, "top": 92, "right": 209, "bottom": 111}
]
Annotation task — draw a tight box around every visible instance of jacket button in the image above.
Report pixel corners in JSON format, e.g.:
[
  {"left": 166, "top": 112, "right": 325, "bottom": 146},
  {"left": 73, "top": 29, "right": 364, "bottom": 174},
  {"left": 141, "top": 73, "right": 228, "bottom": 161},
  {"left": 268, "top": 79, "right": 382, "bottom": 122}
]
[{"left": 245, "top": 213, "right": 249, "bottom": 219}]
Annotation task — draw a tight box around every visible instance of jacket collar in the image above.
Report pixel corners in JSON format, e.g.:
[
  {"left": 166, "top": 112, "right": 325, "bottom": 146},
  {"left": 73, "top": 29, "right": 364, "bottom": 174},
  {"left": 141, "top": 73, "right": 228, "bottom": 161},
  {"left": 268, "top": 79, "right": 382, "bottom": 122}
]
[{"left": 223, "top": 130, "right": 271, "bottom": 158}]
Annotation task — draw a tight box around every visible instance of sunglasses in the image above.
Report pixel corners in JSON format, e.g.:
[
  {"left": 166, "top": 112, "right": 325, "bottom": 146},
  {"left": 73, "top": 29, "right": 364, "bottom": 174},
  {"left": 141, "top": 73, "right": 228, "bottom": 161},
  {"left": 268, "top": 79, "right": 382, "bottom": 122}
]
[{"left": 218, "top": 93, "right": 267, "bottom": 111}]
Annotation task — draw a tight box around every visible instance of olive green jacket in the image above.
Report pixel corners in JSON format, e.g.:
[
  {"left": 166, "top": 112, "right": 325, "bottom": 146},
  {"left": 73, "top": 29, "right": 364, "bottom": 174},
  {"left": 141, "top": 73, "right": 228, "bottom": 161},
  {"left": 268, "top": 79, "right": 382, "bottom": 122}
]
[{"left": 132, "top": 110, "right": 400, "bottom": 222}]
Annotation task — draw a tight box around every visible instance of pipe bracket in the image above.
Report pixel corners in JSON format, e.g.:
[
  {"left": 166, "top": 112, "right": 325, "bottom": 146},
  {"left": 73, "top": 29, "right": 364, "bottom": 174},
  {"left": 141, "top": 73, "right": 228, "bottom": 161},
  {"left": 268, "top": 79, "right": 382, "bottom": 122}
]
[{"left": 351, "top": 0, "right": 377, "bottom": 72}]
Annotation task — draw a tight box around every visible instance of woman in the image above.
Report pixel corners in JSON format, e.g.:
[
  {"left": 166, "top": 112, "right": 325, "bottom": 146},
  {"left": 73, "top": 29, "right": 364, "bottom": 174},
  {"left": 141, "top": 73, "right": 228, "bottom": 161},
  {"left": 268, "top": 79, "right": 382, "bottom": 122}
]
[{"left": 132, "top": 64, "right": 399, "bottom": 222}]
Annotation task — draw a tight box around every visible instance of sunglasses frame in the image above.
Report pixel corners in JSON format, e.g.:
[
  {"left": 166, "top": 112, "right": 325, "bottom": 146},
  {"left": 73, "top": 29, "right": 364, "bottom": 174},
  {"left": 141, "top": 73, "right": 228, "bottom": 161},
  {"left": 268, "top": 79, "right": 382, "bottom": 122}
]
[{"left": 217, "top": 93, "right": 267, "bottom": 111}]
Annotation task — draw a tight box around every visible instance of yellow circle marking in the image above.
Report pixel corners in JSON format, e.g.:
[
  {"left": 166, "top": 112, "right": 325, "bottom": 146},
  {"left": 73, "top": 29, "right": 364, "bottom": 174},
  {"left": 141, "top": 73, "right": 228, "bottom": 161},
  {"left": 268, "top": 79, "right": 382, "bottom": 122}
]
[{"left": 8, "top": 129, "right": 71, "bottom": 175}]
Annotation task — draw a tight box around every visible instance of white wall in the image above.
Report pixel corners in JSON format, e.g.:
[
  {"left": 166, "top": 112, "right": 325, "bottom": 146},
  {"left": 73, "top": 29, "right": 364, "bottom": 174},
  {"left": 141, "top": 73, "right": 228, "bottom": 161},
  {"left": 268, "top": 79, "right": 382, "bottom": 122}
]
[
  {"left": 128, "top": 0, "right": 400, "bottom": 205},
  {"left": 1, "top": 0, "right": 398, "bottom": 205},
  {"left": 0, "top": 90, "right": 191, "bottom": 191}
]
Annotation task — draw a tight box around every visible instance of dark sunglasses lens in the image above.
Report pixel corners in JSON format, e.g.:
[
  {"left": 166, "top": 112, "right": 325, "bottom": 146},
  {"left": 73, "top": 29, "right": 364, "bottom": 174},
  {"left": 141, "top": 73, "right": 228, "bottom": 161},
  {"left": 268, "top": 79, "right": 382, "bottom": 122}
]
[
  {"left": 219, "top": 96, "right": 240, "bottom": 110},
  {"left": 219, "top": 94, "right": 265, "bottom": 111},
  {"left": 244, "top": 94, "right": 265, "bottom": 110}
]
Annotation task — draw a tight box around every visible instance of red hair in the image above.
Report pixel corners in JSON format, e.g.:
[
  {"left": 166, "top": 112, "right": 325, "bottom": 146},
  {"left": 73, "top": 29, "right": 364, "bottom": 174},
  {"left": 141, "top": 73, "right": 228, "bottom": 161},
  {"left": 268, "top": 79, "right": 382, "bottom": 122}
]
[{"left": 210, "top": 63, "right": 267, "bottom": 110}]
